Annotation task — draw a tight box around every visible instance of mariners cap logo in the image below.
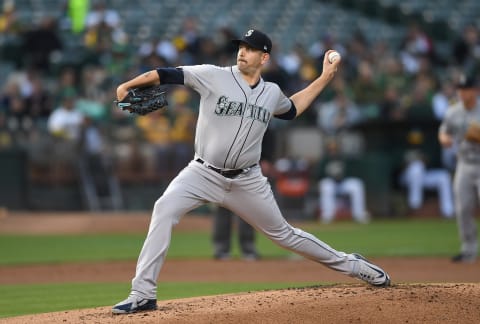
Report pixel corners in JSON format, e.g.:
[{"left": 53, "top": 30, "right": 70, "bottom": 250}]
[
  {"left": 232, "top": 29, "right": 272, "bottom": 54},
  {"left": 456, "top": 73, "right": 477, "bottom": 89}
]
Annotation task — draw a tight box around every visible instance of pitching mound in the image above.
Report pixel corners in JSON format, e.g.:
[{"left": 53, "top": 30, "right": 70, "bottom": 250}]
[{"left": 3, "top": 283, "right": 480, "bottom": 324}]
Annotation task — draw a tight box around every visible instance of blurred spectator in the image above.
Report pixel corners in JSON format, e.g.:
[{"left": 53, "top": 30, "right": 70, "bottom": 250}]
[
  {"left": 452, "top": 23, "right": 480, "bottom": 70},
  {"left": 61, "top": 0, "right": 90, "bottom": 34},
  {"left": 404, "top": 72, "right": 437, "bottom": 121},
  {"left": 399, "top": 132, "right": 454, "bottom": 219},
  {"left": 135, "top": 109, "right": 172, "bottom": 178},
  {"left": 316, "top": 91, "right": 362, "bottom": 135},
  {"left": 83, "top": 0, "right": 126, "bottom": 60},
  {"left": 55, "top": 67, "right": 78, "bottom": 104},
  {"left": 14, "top": 68, "right": 36, "bottom": 99},
  {"left": 309, "top": 32, "right": 347, "bottom": 75},
  {"left": 378, "top": 85, "right": 406, "bottom": 121},
  {"left": 316, "top": 137, "right": 370, "bottom": 224},
  {"left": 80, "top": 65, "right": 109, "bottom": 104},
  {"left": 316, "top": 72, "right": 352, "bottom": 104},
  {"left": 104, "top": 44, "right": 135, "bottom": 84},
  {"left": 277, "top": 45, "right": 304, "bottom": 76},
  {"left": 134, "top": 88, "right": 197, "bottom": 179},
  {"left": 47, "top": 89, "right": 83, "bottom": 142},
  {"left": 168, "top": 88, "right": 197, "bottom": 174},
  {"left": 399, "top": 22, "right": 435, "bottom": 75},
  {"left": 342, "top": 30, "right": 369, "bottom": 80},
  {"left": 137, "top": 36, "right": 157, "bottom": 59},
  {"left": 46, "top": 89, "right": 83, "bottom": 184},
  {"left": 262, "top": 58, "right": 290, "bottom": 93},
  {"left": 0, "top": 0, "right": 23, "bottom": 66},
  {"left": 172, "top": 16, "right": 202, "bottom": 64},
  {"left": 213, "top": 26, "right": 239, "bottom": 62},
  {"left": 80, "top": 115, "right": 106, "bottom": 162},
  {"left": 46, "top": 86, "right": 119, "bottom": 209},
  {"left": 432, "top": 79, "right": 457, "bottom": 121},
  {"left": 110, "top": 120, "right": 144, "bottom": 183},
  {"left": 155, "top": 39, "right": 179, "bottom": 64},
  {"left": 21, "top": 17, "right": 63, "bottom": 72},
  {"left": 377, "top": 55, "right": 409, "bottom": 96},
  {"left": 196, "top": 36, "right": 219, "bottom": 64},
  {"left": 274, "top": 156, "right": 311, "bottom": 216},
  {"left": 0, "top": 77, "right": 30, "bottom": 139},
  {"left": 83, "top": 21, "right": 110, "bottom": 55},
  {"left": 351, "top": 60, "right": 382, "bottom": 118},
  {"left": 85, "top": 0, "right": 120, "bottom": 30},
  {"left": 24, "top": 72, "right": 53, "bottom": 125},
  {"left": 432, "top": 78, "right": 458, "bottom": 171},
  {"left": 289, "top": 58, "right": 321, "bottom": 125},
  {"left": 0, "top": 0, "right": 21, "bottom": 35},
  {"left": 0, "top": 111, "right": 13, "bottom": 150}
]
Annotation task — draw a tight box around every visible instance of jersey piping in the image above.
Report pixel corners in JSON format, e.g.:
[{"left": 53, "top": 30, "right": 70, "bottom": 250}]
[
  {"left": 223, "top": 66, "right": 248, "bottom": 169},
  {"left": 232, "top": 83, "right": 266, "bottom": 167}
]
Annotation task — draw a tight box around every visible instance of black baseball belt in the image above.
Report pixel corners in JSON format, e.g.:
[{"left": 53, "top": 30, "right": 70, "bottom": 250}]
[{"left": 195, "top": 158, "right": 256, "bottom": 178}]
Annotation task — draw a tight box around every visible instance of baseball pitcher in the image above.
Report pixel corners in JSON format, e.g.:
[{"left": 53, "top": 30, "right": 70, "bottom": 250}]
[{"left": 112, "top": 29, "right": 391, "bottom": 314}]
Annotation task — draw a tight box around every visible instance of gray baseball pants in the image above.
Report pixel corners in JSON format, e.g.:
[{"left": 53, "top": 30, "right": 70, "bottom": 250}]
[{"left": 131, "top": 160, "right": 359, "bottom": 299}]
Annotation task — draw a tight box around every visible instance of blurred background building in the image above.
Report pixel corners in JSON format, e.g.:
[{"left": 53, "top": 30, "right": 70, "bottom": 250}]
[{"left": 0, "top": 0, "right": 479, "bottom": 218}]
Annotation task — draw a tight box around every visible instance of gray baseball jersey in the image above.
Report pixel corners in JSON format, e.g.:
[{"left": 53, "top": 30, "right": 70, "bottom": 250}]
[
  {"left": 439, "top": 100, "right": 480, "bottom": 163},
  {"left": 184, "top": 64, "right": 291, "bottom": 169},
  {"left": 439, "top": 99, "right": 480, "bottom": 256},
  {"left": 129, "top": 64, "right": 371, "bottom": 299}
]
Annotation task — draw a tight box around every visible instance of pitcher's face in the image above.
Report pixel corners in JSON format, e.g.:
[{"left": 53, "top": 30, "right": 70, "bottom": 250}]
[
  {"left": 458, "top": 88, "right": 478, "bottom": 109},
  {"left": 237, "top": 43, "right": 269, "bottom": 74}
]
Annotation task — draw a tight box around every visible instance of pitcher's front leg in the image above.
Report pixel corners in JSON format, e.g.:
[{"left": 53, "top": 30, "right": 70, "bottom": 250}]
[
  {"left": 226, "top": 177, "right": 390, "bottom": 286},
  {"left": 226, "top": 175, "right": 356, "bottom": 275}
]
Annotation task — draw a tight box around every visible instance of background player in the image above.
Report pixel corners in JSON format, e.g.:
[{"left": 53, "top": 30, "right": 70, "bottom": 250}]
[
  {"left": 212, "top": 206, "right": 260, "bottom": 260},
  {"left": 439, "top": 73, "right": 480, "bottom": 263},
  {"left": 112, "top": 29, "right": 390, "bottom": 314}
]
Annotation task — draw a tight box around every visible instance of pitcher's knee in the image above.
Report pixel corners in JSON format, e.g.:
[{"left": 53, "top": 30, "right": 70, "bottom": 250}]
[
  {"left": 152, "top": 196, "right": 183, "bottom": 226},
  {"left": 266, "top": 225, "right": 304, "bottom": 249}
]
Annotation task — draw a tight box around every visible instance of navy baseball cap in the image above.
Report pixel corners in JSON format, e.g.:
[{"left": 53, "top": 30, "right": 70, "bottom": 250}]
[
  {"left": 232, "top": 29, "right": 272, "bottom": 53},
  {"left": 456, "top": 73, "right": 478, "bottom": 89}
]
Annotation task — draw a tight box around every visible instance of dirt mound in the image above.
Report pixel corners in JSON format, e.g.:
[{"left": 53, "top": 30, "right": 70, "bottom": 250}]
[{"left": 3, "top": 283, "right": 479, "bottom": 324}]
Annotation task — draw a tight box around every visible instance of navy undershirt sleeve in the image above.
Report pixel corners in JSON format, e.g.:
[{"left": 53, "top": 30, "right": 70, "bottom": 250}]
[
  {"left": 275, "top": 100, "right": 297, "bottom": 120},
  {"left": 156, "top": 67, "right": 184, "bottom": 85}
]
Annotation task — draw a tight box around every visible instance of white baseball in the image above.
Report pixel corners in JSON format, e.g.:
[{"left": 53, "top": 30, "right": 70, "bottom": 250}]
[{"left": 328, "top": 51, "right": 340, "bottom": 63}]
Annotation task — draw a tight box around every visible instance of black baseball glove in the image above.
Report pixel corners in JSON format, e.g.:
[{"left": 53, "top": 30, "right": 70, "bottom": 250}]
[{"left": 115, "top": 85, "right": 168, "bottom": 115}]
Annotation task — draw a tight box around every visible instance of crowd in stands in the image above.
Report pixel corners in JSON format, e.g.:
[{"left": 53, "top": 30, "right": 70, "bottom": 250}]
[{"left": 1, "top": 0, "right": 480, "bottom": 213}]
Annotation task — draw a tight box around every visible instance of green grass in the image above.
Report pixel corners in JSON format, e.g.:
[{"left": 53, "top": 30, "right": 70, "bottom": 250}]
[
  {"left": 0, "top": 218, "right": 466, "bottom": 319},
  {"left": 0, "top": 234, "right": 146, "bottom": 265},
  {"left": 0, "top": 219, "right": 461, "bottom": 265},
  {"left": 0, "top": 281, "right": 316, "bottom": 318},
  {"left": 299, "top": 218, "right": 461, "bottom": 257}
]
